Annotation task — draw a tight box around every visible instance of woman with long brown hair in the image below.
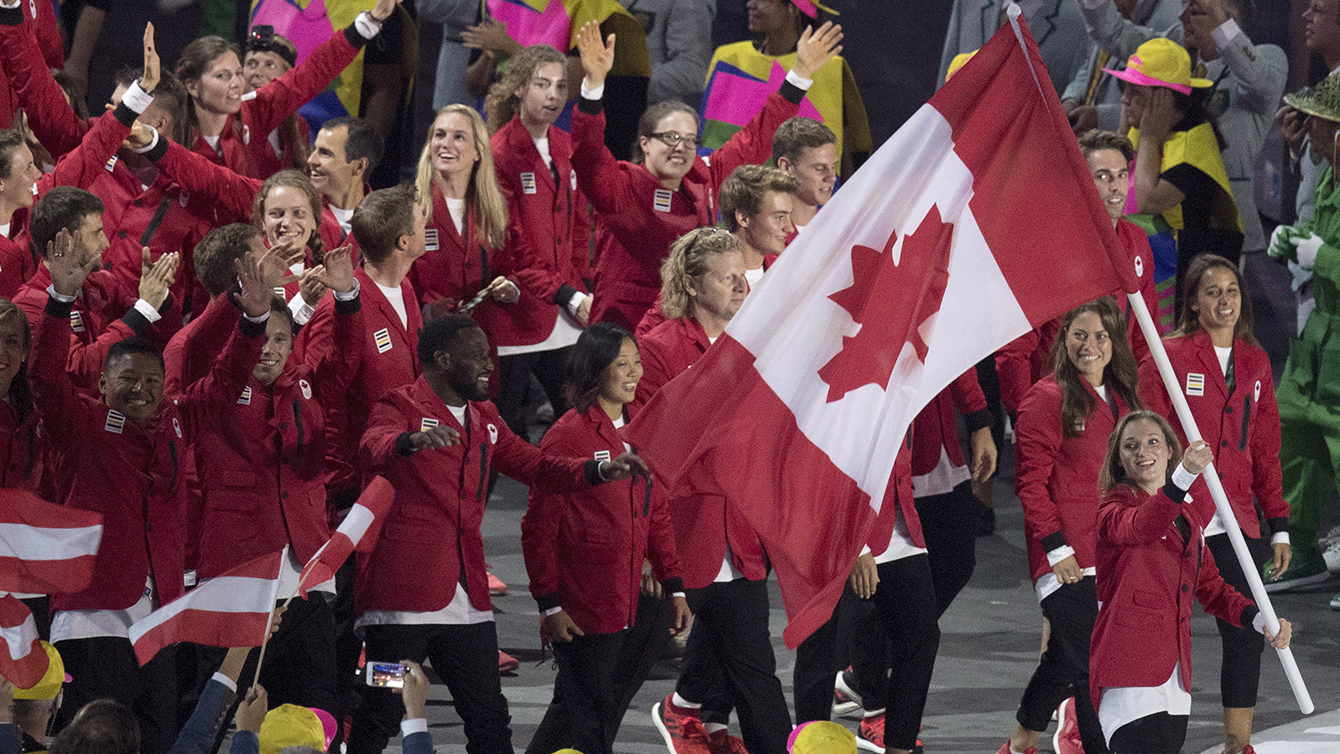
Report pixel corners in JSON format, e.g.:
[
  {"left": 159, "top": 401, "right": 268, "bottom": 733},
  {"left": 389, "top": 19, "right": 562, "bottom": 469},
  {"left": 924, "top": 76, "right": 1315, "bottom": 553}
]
[
  {"left": 174, "top": 0, "right": 399, "bottom": 179},
  {"left": 999, "top": 298, "right": 1141, "bottom": 754},
  {"left": 1136, "top": 253, "right": 1290, "bottom": 753}
]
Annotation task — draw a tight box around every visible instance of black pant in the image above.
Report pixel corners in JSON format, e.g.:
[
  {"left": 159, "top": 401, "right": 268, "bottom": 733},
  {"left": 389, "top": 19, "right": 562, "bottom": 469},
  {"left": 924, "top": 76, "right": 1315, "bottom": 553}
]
[
  {"left": 497, "top": 348, "right": 573, "bottom": 438},
  {"left": 915, "top": 480, "right": 980, "bottom": 616},
  {"left": 19, "top": 597, "right": 49, "bottom": 641},
  {"left": 676, "top": 578, "right": 791, "bottom": 754},
  {"left": 53, "top": 637, "right": 177, "bottom": 754},
  {"left": 348, "top": 622, "right": 512, "bottom": 754},
  {"left": 793, "top": 589, "right": 859, "bottom": 724},
  {"left": 1016, "top": 577, "right": 1107, "bottom": 754},
  {"left": 1108, "top": 712, "right": 1188, "bottom": 754},
  {"left": 1206, "top": 532, "right": 1267, "bottom": 708}
]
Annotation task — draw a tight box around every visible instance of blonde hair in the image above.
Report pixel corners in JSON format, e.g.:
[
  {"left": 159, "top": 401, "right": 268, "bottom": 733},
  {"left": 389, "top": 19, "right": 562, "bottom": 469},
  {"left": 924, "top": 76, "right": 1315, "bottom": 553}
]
[
  {"left": 414, "top": 105, "right": 508, "bottom": 250},
  {"left": 484, "top": 45, "right": 567, "bottom": 134},
  {"left": 659, "top": 227, "right": 740, "bottom": 319}
]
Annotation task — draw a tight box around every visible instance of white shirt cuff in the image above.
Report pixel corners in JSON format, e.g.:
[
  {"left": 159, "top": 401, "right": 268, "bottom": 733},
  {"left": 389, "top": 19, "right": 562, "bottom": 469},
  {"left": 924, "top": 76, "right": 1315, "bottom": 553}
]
[
  {"left": 581, "top": 79, "right": 605, "bottom": 100},
  {"left": 400, "top": 718, "right": 428, "bottom": 736},
  {"left": 243, "top": 310, "right": 270, "bottom": 324},
  {"left": 0, "top": 0, "right": 20, "bottom": 9},
  {"left": 566, "top": 291, "right": 588, "bottom": 315},
  {"left": 122, "top": 81, "right": 155, "bottom": 114},
  {"left": 542, "top": 606, "right": 563, "bottom": 617},
  {"left": 1211, "top": 18, "right": 1242, "bottom": 49},
  {"left": 671, "top": 591, "right": 686, "bottom": 598},
  {"left": 131, "top": 128, "right": 161, "bottom": 155},
  {"left": 354, "top": 11, "right": 384, "bottom": 40},
  {"left": 1271, "top": 531, "right": 1290, "bottom": 545},
  {"left": 334, "top": 278, "right": 361, "bottom": 300},
  {"left": 859, "top": 545, "right": 872, "bottom": 557},
  {"left": 46, "top": 285, "right": 76, "bottom": 304},
  {"left": 1171, "top": 463, "right": 1199, "bottom": 491},
  {"left": 1046, "top": 544, "right": 1077, "bottom": 567},
  {"left": 211, "top": 672, "right": 237, "bottom": 693},
  {"left": 1252, "top": 611, "right": 1267, "bottom": 634},
  {"left": 134, "top": 298, "right": 163, "bottom": 322},
  {"left": 785, "top": 68, "right": 814, "bottom": 91},
  {"left": 290, "top": 295, "right": 316, "bottom": 326}
]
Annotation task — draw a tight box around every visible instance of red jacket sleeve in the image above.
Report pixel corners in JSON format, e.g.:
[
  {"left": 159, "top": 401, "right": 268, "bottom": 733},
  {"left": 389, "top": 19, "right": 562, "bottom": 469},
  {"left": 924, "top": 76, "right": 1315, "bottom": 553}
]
[
  {"left": 1250, "top": 372, "right": 1290, "bottom": 531},
  {"left": 1194, "top": 539, "right": 1255, "bottom": 628},
  {"left": 153, "top": 141, "right": 261, "bottom": 223},
  {"left": 35, "top": 105, "right": 136, "bottom": 194},
  {"left": 307, "top": 292, "right": 366, "bottom": 408},
  {"left": 0, "top": 13, "right": 87, "bottom": 158},
  {"left": 243, "top": 26, "right": 365, "bottom": 138},
  {"left": 645, "top": 476, "right": 682, "bottom": 584},
  {"left": 32, "top": 0, "right": 62, "bottom": 70},
  {"left": 1014, "top": 382, "right": 1067, "bottom": 552},
  {"left": 1097, "top": 487, "right": 1185, "bottom": 546},
  {"left": 570, "top": 188, "right": 593, "bottom": 281},
  {"left": 173, "top": 315, "right": 268, "bottom": 437},
  {"left": 1136, "top": 351, "right": 1173, "bottom": 420},
  {"left": 995, "top": 329, "right": 1041, "bottom": 418},
  {"left": 28, "top": 296, "right": 82, "bottom": 440},
  {"left": 492, "top": 418, "right": 591, "bottom": 494},
  {"left": 165, "top": 294, "right": 238, "bottom": 394},
  {"left": 947, "top": 367, "right": 991, "bottom": 430},
  {"left": 703, "top": 86, "right": 803, "bottom": 194},
  {"left": 570, "top": 101, "right": 637, "bottom": 218},
  {"left": 630, "top": 338, "right": 672, "bottom": 418},
  {"left": 360, "top": 395, "right": 410, "bottom": 472}
]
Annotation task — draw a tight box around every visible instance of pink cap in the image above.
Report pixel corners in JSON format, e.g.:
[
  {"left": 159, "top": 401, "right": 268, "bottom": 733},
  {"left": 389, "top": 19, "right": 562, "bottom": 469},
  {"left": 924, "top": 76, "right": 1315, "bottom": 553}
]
[
  {"left": 1102, "top": 65, "right": 1192, "bottom": 95},
  {"left": 310, "top": 708, "right": 337, "bottom": 750}
]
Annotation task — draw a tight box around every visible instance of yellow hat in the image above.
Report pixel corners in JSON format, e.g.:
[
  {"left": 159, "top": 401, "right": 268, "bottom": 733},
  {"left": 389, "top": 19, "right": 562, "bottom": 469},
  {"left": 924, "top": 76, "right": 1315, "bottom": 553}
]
[
  {"left": 13, "top": 642, "right": 66, "bottom": 701},
  {"left": 1103, "top": 38, "right": 1211, "bottom": 95},
  {"left": 550, "top": 750, "right": 584, "bottom": 754},
  {"left": 788, "top": 721, "right": 858, "bottom": 754},
  {"left": 946, "top": 50, "right": 977, "bottom": 82},
  {"left": 258, "top": 704, "right": 325, "bottom": 754}
]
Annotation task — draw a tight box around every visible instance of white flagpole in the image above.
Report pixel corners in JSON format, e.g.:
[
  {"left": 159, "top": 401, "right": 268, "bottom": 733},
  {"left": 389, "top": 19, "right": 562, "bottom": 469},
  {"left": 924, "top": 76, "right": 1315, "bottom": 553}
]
[{"left": 1127, "top": 292, "right": 1314, "bottom": 714}]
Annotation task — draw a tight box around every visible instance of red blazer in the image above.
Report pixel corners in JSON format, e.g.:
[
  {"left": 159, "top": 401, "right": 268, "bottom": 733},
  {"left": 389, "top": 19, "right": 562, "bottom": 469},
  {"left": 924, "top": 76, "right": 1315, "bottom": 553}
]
[
  {"left": 573, "top": 85, "right": 800, "bottom": 330},
  {"left": 300, "top": 268, "right": 422, "bottom": 495},
  {"left": 13, "top": 266, "right": 144, "bottom": 393},
  {"left": 32, "top": 298, "right": 260, "bottom": 610},
  {"left": 522, "top": 405, "right": 682, "bottom": 634},
  {"left": 633, "top": 315, "right": 765, "bottom": 586},
  {"left": 357, "top": 377, "right": 595, "bottom": 614},
  {"left": 192, "top": 26, "right": 365, "bottom": 179},
  {"left": 910, "top": 368, "right": 990, "bottom": 479},
  {"left": 0, "top": 401, "right": 41, "bottom": 495},
  {"left": 0, "top": 234, "right": 37, "bottom": 299},
  {"left": 995, "top": 317, "right": 1062, "bottom": 418},
  {"left": 185, "top": 293, "right": 363, "bottom": 578},
  {"left": 1015, "top": 375, "right": 1131, "bottom": 582},
  {"left": 1115, "top": 219, "right": 1158, "bottom": 364},
  {"left": 0, "top": 0, "right": 66, "bottom": 133},
  {"left": 410, "top": 186, "right": 497, "bottom": 320},
  {"left": 866, "top": 441, "right": 925, "bottom": 554},
  {"left": 1138, "top": 331, "right": 1287, "bottom": 539},
  {"left": 1091, "top": 484, "right": 1256, "bottom": 702},
  {"left": 488, "top": 118, "right": 593, "bottom": 347}
]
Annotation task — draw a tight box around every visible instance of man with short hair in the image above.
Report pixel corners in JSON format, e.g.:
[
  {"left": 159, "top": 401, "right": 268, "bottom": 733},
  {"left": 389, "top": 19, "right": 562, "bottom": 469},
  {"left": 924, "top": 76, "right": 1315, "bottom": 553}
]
[
  {"left": 308, "top": 116, "right": 383, "bottom": 245},
  {"left": 771, "top": 117, "right": 837, "bottom": 232},
  {"left": 719, "top": 164, "right": 797, "bottom": 286}
]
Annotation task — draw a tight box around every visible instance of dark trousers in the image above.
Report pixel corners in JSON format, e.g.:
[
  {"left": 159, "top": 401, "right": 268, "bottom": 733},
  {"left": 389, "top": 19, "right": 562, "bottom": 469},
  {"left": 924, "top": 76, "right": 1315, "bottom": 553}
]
[
  {"left": 1206, "top": 533, "right": 1267, "bottom": 708},
  {"left": 1016, "top": 577, "right": 1108, "bottom": 754},
  {"left": 915, "top": 480, "right": 980, "bottom": 616},
  {"left": 676, "top": 578, "right": 791, "bottom": 754},
  {"left": 1108, "top": 712, "right": 1189, "bottom": 754},
  {"left": 19, "top": 597, "right": 49, "bottom": 640},
  {"left": 528, "top": 594, "right": 678, "bottom": 754},
  {"left": 53, "top": 637, "right": 177, "bottom": 754},
  {"left": 348, "top": 622, "right": 512, "bottom": 754},
  {"left": 497, "top": 348, "right": 573, "bottom": 438}
]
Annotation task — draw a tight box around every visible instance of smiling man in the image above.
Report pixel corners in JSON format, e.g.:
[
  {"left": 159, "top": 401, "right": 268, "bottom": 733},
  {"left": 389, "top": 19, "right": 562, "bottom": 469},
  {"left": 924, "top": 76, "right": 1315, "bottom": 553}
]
[
  {"left": 719, "top": 164, "right": 797, "bottom": 289},
  {"left": 307, "top": 116, "right": 383, "bottom": 244}
]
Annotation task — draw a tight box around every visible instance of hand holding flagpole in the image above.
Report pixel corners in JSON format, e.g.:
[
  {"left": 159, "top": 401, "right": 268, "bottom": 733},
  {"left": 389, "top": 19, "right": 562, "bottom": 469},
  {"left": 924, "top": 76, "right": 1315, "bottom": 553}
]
[{"left": 1127, "top": 292, "right": 1314, "bottom": 714}]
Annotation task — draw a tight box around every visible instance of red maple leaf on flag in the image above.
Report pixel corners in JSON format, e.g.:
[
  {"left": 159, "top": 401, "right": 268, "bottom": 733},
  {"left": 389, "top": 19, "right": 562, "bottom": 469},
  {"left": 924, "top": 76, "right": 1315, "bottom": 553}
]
[{"left": 817, "top": 206, "right": 955, "bottom": 402}]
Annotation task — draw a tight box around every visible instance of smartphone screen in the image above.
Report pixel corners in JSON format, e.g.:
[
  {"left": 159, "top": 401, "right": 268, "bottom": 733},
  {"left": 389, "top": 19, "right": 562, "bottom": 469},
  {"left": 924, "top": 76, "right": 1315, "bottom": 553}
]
[{"left": 366, "top": 662, "right": 406, "bottom": 688}]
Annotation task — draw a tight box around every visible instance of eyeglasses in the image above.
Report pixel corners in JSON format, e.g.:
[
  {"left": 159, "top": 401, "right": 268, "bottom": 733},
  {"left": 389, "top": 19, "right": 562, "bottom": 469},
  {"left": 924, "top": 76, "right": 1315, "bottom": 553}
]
[{"left": 650, "top": 131, "right": 700, "bottom": 149}]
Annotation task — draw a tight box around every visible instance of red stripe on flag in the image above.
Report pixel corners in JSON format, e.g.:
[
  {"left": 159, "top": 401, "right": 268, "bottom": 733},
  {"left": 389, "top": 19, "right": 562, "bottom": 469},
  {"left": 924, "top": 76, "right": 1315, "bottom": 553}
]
[
  {"left": 298, "top": 476, "right": 395, "bottom": 597},
  {"left": 132, "top": 608, "right": 273, "bottom": 666},
  {"left": 628, "top": 336, "right": 876, "bottom": 648},
  {"left": 0, "top": 489, "right": 103, "bottom": 594},
  {"left": 929, "top": 15, "right": 1138, "bottom": 327},
  {"left": 0, "top": 555, "right": 98, "bottom": 596}
]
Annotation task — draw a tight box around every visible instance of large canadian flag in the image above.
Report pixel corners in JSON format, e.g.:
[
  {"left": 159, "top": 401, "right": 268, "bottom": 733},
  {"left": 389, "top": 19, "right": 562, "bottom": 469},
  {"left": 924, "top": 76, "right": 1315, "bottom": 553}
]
[
  {"left": 626, "top": 12, "right": 1140, "bottom": 647},
  {"left": 0, "top": 489, "right": 103, "bottom": 595}
]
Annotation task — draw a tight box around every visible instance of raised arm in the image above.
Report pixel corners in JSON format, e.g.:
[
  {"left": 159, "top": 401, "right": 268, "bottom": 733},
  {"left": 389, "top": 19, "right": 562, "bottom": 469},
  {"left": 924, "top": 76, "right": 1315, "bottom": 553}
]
[
  {"left": 570, "top": 21, "right": 636, "bottom": 216},
  {"left": 29, "top": 231, "right": 102, "bottom": 438},
  {"left": 303, "top": 245, "right": 365, "bottom": 405},
  {"left": 0, "top": 4, "right": 89, "bottom": 157},
  {"left": 142, "top": 138, "right": 262, "bottom": 223}
]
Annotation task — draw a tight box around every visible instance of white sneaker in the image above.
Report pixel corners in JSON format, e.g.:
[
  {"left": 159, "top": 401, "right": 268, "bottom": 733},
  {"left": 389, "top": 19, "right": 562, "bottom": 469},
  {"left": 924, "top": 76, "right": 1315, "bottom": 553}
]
[
  {"left": 1322, "top": 524, "right": 1340, "bottom": 546},
  {"left": 1324, "top": 539, "right": 1340, "bottom": 574},
  {"left": 833, "top": 669, "right": 863, "bottom": 718}
]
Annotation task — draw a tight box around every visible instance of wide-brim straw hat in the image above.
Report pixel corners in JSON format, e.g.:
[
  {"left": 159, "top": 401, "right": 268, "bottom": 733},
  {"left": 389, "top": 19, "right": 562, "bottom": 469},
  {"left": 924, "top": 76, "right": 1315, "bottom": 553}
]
[{"left": 1285, "top": 73, "right": 1340, "bottom": 123}]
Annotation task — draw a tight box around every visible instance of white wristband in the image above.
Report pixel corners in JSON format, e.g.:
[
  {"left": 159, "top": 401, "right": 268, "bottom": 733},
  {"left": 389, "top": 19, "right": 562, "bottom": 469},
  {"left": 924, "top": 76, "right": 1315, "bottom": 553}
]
[
  {"left": 1171, "top": 463, "right": 1198, "bottom": 491},
  {"left": 566, "top": 291, "right": 588, "bottom": 316},
  {"left": 1252, "top": 612, "right": 1267, "bottom": 634},
  {"left": 785, "top": 68, "right": 814, "bottom": 91},
  {"left": 131, "top": 128, "right": 161, "bottom": 155},
  {"left": 122, "top": 81, "right": 156, "bottom": 114},
  {"left": 581, "top": 79, "right": 605, "bottom": 100},
  {"left": 354, "top": 11, "right": 384, "bottom": 40},
  {"left": 1046, "top": 544, "right": 1077, "bottom": 567},
  {"left": 542, "top": 606, "right": 563, "bottom": 617},
  {"left": 134, "top": 298, "right": 164, "bottom": 322}
]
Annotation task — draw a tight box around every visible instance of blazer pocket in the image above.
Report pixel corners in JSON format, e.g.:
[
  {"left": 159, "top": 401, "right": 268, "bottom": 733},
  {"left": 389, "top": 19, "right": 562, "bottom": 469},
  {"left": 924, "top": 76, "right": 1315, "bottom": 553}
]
[
  {"left": 382, "top": 521, "right": 439, "bottom": 544},
  {"left": 1115, "top": 605, "right": 1162, "bottom": 630},
  {"left": 218, "top": 471, "right": 257, "bottom": 489},
  {"left": 1133, "top": 590, "right": 1163, "bottom": 610},
  {"left": 208, "top": 492, "right": 258, "bottom": 513}
]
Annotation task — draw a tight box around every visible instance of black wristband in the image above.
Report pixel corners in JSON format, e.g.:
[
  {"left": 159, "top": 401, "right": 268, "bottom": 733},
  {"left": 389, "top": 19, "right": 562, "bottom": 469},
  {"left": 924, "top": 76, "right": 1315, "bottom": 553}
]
[
  {"left": 44, "top": 295, "right": 75, "bottom": 319},
  {"left": 554, "top": 284, "right": 578, "bottom": 307},
  {"left": 583, "top": 459, "right": 604, "bottom": 485},
  {"left": 779, "top": 80, "right": 805, "bottom": 105},
  {"left": 334, "top": 294, "right": 362, "bottom": 316},
  {"left": 536, "top": 592, "right": 561, "bottom": 612},
  {"left": 964, "top": 408, "right": 993, "bottom": 433},
  {"left": 1162, "top": 480, "right": 1188, "bottom": 504},
  {"left": 0, "top": 5, "right": 22, "bottom": 25},
  {"left": 120, "top": 308, "right": 152, "bottom": 335},
  {"left": 1040, "top": 530, "right": 1068, "bottom": 552},
  {"left": 343, "top": 24, "right": 370, "bottom": 50},
  {"left": 238, "top": 314, "right": 268, "bottom": 338},
  {"left": 577, "top": 96, "right": 603, "bottom": 115},
  {"left": 395, "top": 432, "right": 417, "bottom": 457},
  {"left": 661, "top": 577, "right": 685, "bottom": 595}
]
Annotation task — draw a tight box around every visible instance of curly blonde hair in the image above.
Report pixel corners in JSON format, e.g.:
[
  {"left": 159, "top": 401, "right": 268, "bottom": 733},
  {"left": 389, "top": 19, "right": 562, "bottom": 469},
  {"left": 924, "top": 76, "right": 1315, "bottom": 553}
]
[
  {"left": 414, "top": 105, "right": 508, "bottom": 251},
  {"left": 660, "top": 228, "right": 740, "bottom": 319},
  {"left": 484, "top": 45, "right": 567, "bottom": 134}
]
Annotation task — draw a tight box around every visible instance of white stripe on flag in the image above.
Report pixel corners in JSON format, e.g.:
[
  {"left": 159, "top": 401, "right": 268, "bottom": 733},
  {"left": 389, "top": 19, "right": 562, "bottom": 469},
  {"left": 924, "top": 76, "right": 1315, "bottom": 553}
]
[
  {"left": 337, "top": 503, "right": 376, "bottom": 545},
  {"left": 733, "top": 104, "right": 1031, "bottom": 513},
  {"left": 0, "top": 612, "right": 37, "bottom": 661},
  {"left": 128, "top": 575, "right": 279, "bottom": 645},
  {"left": 0, "top": 523, "right": 103, "bottom": 561}
]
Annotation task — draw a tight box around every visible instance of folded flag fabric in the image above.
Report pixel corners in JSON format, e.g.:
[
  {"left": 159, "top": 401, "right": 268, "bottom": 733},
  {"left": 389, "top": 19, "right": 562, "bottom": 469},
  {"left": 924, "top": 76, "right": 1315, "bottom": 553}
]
[
  {"left": 297, "top": 476, "right": 395, "bottom": 597},
  {"left": 0, "top": 594, "right": 46, "bottom": 687},
  {"left": 627, "top": 11, "right": 1140, "bottom": 648},
  {"left": 0, "top": 489, "right": 103, "bottom": 595},
  {"left": 129, "top": 549, "right": 285, "bottom": 666}
]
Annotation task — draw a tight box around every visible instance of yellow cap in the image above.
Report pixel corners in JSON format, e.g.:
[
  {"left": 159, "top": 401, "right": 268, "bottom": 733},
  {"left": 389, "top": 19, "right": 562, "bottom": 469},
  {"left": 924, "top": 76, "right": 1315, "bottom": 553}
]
[
  {"left": 13, "top": 642, "right": 64, "bottom": 701},
  {"left": 946, "top": 50, "right": 977, "bottom": 82},
  {"left": 1103, "top": 38, "right": 1212, "bottom": 95},
  {"left": 788, "top": 721, "right": 857, "bottom": 754},
  {"left": 258, "top": 704, "right": 325, "bottom": 754}
]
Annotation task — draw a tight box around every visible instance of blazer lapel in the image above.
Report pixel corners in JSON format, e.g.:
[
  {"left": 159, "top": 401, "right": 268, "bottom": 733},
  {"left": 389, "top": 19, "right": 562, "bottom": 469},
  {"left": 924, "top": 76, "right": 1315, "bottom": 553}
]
[
  {"left": 1193, "top": 331, "right": 1230, "bottom": 401},
  {"left": 1033, "top": 0, "right": 1062, "bottom": 46}
]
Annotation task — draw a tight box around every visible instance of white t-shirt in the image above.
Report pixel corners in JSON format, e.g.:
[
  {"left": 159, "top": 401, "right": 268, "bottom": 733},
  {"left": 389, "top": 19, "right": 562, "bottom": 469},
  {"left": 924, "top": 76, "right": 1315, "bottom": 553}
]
[
  {"left": 745, "top": 266, "right": 765, "bottom": 289},
  {"left": 1098, "top": 664, "right": 1191, "bottom": 745},
  {"left": 203, "top": 134, "right": 221, "bottom": 151},
  {"left": 376, "top": 281, "right": 409, "bottom": 330},
  {"left": 1214, "top": 345, "right": 1232, "bottom": 376},
  {"left": 0, "top": 222, "right": 10, "bottom": 239},
  {"left": 331, "top": 206, "right": 355, "bottom": 237},
  {"left": 445, "top": 196, "right": 466, "bottom": 237},
  {"left": 534, "top": 136, "right": 553, "bottom": 170},
  {"left": 52, "top": 576, "right": 156, "bottom": 642}
]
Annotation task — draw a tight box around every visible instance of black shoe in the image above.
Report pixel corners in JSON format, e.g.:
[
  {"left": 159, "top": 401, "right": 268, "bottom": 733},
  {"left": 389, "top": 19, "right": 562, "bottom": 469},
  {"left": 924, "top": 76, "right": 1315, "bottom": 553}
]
[{"left": 975, "top": 503, "right": 996, "bottom": 537}]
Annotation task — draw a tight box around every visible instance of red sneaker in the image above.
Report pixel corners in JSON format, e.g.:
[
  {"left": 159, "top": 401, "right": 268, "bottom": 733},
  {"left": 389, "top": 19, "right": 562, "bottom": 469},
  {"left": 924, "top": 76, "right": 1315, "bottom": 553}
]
[
  {"left": 1052, "top": 696, "right": 1083, "bottom": 754},
  {"left": 706, "top": 729, "right": 748, "bottom": 754},
  {"left": 995, "top": 741, "right": 1037, "bottom": 754},
  {"left": 856, "top": 713, "right": 884, "bottom": 753},
  {"left": 1236, "top": 747, "right": 1258, "bottom": 754},
  {"left": 652, "top": 694, "right": 712, "bottom": 754},
  {"left": 497, "top": 650, "right": 519, "bottom": 674},
  {"left": 486, "top": 567, "right": 508, "bottom": 596}
]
